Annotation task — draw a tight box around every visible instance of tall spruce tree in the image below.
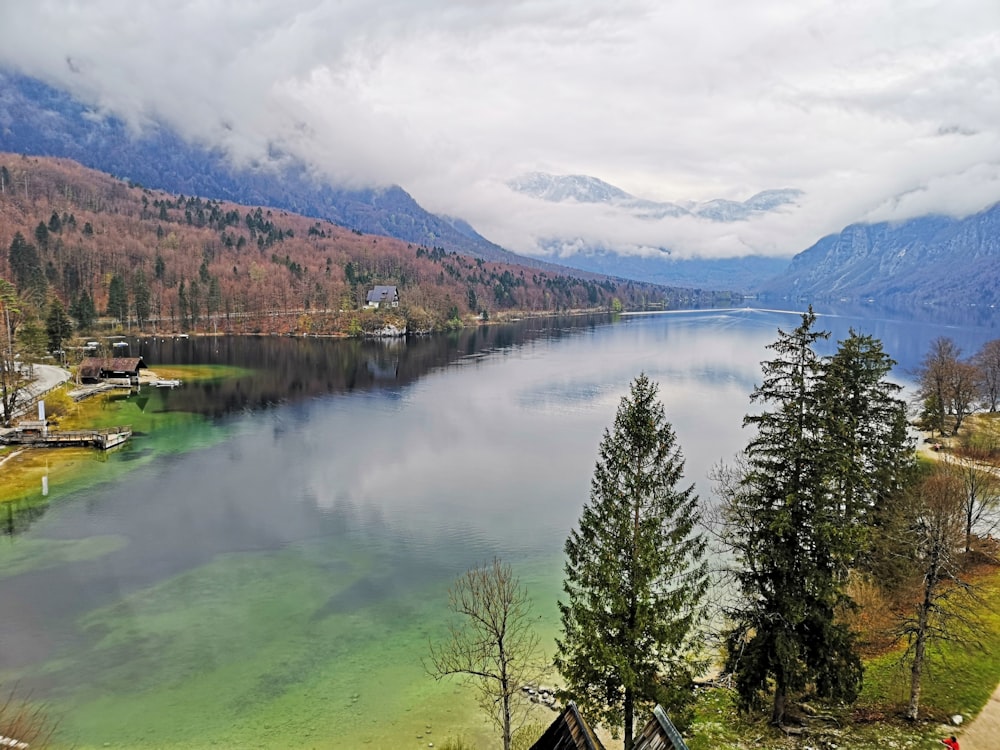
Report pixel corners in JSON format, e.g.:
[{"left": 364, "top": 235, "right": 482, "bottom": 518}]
[
  {"left": 556, "top": 374, "right": 707, "bottom": 749},
  {"left": 721, "top": 310, "right": 864, "bottom": 726},
  {"left": 823, "top": 331, "right": 915, "bottom": 574},
  {"left": 132, "top": 270, "right": 152, "bottom": 331},
  {"left": 70, "top": 290, "right": 97, "bottom": 331},
  {"left": 45, "top": 297, "right": 74, "bottom": 353},
  {"left": 8, "top": 232, "right": 47, "bottom": 306},
  {"left": 106, "top": 274, "right": 129, "bottom": 327}
]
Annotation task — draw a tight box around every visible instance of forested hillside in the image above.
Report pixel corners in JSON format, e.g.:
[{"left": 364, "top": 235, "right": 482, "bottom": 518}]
[{"left": 0, "top": 154, "right": 735, "bottom": 336}]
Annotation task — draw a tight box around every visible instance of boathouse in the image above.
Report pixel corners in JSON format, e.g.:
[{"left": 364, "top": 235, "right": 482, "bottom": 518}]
[
  {"left": 365, "top": 285, "right": 399, "bottom": 308},
  {"left": 77, "top": 357, "right": 147, "bottom": 385}
]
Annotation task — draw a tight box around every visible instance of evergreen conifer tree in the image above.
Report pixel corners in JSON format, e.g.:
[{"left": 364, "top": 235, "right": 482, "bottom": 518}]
[
  {"left": 70, "top": 290, "right": 97, "bottom": 331},
  {"left": 822, "top": 330, "right": 915, "bottom": 576},
  {"left": 106, "top": 274, "right": 129, "bottom": 327},
  {"left": 556, "top": 374, "right": 707, "bottom": 749},
  {"left": 45, "top": 297, "right": 74, "bottom": 353},
  {"left": 720, "top": 312, "right": 912, "bottom": 725}
]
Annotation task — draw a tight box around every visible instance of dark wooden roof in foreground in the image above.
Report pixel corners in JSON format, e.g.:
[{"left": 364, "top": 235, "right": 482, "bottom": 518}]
[
  {"left": 530, "top": 701, "right": 606, "bottom": 750},
  {"left": 633, "top": 705, "right": 690, "bottom": 750}
]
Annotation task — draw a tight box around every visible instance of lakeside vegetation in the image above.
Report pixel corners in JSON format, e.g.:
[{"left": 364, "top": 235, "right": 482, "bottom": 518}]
[{"left": 0, "top": 363, "right": 247, "bottom": 510}]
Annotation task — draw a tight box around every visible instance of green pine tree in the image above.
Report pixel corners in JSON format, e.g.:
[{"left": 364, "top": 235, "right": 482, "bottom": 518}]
[
  {"left": 45, "top": 297, "right": 74, "bottom": 353},
  {"left": 70, "top": 290, "right": 97, "bottom": 331},
  {"left": 718, "top": 310, "right": 915, "bottom": 726},
  {"left": 132, "top": 270, "right": 152, "bottom": 331},
  {"left": 556, "top": 374, "right": 707, "bottom": 748},
  {"left": 822, "top": 330, "right": 916, "bottom": 581},
  {"left": 106, "top": 274, "right": 129, "bottom": 327},
  {"left": 8, "top": 232, "right": 47, "bottom": 307}
]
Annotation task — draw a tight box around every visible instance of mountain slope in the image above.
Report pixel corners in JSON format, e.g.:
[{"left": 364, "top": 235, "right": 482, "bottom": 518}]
[
  {"left": 0, "top": 70, "right": 535, "bottom": 267},
  {"left": 758, "top": 203, "right": 1000, "bottom": 306}
]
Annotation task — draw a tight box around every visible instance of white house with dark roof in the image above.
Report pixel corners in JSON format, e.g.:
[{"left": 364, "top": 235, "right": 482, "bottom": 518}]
[{"left": 366, "top": 285, "right": 399, "bottom": 308}]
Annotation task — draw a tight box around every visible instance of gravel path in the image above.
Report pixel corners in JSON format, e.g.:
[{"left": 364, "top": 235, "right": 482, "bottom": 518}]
[{"left": 956, "top": 680, "right": 1000, "bottom": 750}]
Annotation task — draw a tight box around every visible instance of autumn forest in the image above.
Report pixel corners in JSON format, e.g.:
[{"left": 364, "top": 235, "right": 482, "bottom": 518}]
[{"left": 0, "top": 153, "right": 735, "bottom": 339}]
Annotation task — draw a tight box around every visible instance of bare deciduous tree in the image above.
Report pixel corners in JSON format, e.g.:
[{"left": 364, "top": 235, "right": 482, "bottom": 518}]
[
  {"left": 917, "top": 338, "right": 979, "bottom": 436},
  {"left": 896, "top": 468, "right": 979, "bottom": 721},
  {"left": 942, "top": 447, "right": 1000, "bottom": 553},
  {"left": 974, "top": 339, "right": 1000, "bottom": 413},
  {"left": 428, "top": 558, "right": 542, "bottom": 750},
  {"left": 0, "top": 279, "right": 30, "bottom": 427}
]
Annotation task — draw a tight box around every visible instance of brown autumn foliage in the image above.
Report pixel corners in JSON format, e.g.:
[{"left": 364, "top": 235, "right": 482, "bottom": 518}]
[{"left": 0, "top": 153, "right": 736, "bottom": 337}]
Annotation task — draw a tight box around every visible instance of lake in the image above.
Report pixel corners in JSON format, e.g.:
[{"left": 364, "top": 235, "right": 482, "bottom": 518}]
[{"left": 1, "top": 307, "right": 998, "bottom": 749}]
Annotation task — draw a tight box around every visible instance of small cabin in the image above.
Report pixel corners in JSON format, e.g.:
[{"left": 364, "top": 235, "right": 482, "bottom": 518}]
[
  {"left": 78, "top": 357, "right": 147, "bottom": 385},
  {"left": 366, "top": 285, "right": 399, "bottom": 308}
]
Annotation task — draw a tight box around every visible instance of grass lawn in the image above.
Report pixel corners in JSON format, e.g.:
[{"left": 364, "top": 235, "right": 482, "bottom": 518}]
[{"left": 686, "top": 561, "right": 1000, "bottom": 750}]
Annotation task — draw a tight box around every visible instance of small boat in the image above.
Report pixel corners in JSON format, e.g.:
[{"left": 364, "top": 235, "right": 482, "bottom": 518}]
[
  {"left": 153, "top": 379, "right": 182, "bottom": 388},
  {"left": 112, "top": 341, "right": 129, "bottom": 349}
]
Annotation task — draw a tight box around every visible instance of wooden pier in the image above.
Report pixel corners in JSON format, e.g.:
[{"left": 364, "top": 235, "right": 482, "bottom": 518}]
[{"left": 1, "top": 425, "right": 132, "bottom": 450}]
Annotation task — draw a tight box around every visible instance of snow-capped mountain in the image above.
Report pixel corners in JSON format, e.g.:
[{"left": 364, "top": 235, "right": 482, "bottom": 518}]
[{"left": 507, "top": 172, "right": 802, "bottom": 222}]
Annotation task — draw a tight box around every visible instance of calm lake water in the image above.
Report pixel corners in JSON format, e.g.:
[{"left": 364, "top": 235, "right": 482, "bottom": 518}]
[{"left": 1, "top": 307, "right": 998, "bottom": 749}]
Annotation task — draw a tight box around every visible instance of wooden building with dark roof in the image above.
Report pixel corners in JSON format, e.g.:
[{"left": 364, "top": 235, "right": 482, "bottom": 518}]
[
  {"left": 529, "top": 702, "right": 606, "bottom": 750},
  {"left": 77, "top": 357, "right": 147, "bottom": 385}
]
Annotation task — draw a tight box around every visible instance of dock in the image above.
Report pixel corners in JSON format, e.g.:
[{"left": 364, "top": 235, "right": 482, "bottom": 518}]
[
  {"left": 1, "top": 426, "right": 132, "bottom": 450},
  {"left": 68, "top": 381, "right": 134, "bottom": 401}
]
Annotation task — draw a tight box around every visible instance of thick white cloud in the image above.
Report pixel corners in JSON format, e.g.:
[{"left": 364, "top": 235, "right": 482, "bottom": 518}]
[{"left": 1, "top": 0, "right": 998, "bottom": 259}]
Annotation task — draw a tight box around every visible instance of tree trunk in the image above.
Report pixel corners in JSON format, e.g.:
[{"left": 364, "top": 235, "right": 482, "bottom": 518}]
[
  {"left": 771, "top": 684, "right": 786, "bottom": 726},
  {"left": 623, "top": 685, "right": 635, "bottom": 750},
  {"left": 501, "top": 673, "right": 511, "bottom": 750},
  {"left": 907, "top": 608, "right": 928, "bottom": 719},
  {"left": 907, "top": 585, "right": 933, "bottom": 719}
]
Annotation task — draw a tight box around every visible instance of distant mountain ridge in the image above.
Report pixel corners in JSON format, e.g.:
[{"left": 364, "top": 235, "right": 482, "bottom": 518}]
[
  {"left": 534, "top": 247, "right": 788, "bottom": 292},
  {"left": 507, "top": 172, "right": 803, "bottom": 222},
  {"left": 758, "top": 203, "right": 1000, "bottom": 307},
  {"left": 0, "top": 70, "right": 550, "bottom": 269}
]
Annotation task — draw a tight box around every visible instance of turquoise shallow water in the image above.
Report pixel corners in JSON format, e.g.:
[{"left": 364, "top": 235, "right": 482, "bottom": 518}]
[{"left": 2, "top": 309, "right": 998, "bottom": 749}]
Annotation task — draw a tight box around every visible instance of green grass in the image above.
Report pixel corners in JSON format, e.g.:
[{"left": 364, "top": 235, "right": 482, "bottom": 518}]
[
  {"left": 859, "top": 569, "right": 1000, "bottom": 721},
  {"left": 684, "top": 564, "right": 1000, "bottom": 749},
  {"left": 142, "top": 364, "right": 251, "bottom": 382}
]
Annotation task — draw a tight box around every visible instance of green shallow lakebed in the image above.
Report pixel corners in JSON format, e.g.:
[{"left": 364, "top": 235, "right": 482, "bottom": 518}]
[{"left": 15, "top": 536, "right": 565, "bottom": 750}]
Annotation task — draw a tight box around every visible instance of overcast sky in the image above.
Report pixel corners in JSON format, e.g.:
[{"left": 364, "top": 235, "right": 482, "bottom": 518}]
[{"left": 1, "top": 0, "right": 999, "bottom": 260}]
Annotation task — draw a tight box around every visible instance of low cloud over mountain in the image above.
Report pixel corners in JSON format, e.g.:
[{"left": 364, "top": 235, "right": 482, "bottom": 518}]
[{"left": 0, "top": 0, "right": 997, "bottom": 270}]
